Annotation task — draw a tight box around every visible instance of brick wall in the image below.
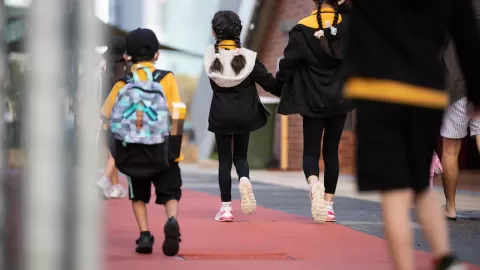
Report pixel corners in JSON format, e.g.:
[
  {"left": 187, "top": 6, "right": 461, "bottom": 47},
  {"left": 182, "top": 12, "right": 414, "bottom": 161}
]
[{"left": 257, "top": 0, "right": 356, "bottom": 175}]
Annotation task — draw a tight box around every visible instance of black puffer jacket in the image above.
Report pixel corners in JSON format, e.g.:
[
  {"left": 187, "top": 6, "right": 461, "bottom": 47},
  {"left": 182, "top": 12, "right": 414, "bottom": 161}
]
[{"left": 276, "top": 8, "right": 353, "bottom": 118}]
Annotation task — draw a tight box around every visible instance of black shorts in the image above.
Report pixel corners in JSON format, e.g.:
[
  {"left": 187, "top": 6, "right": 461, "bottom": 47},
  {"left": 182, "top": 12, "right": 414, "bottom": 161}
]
[
  {"left": 126, "top": 162, "right": 182, "bottom": 205},
  {"left": 355, "top": 100, "right": 443, "bottom": 193}
]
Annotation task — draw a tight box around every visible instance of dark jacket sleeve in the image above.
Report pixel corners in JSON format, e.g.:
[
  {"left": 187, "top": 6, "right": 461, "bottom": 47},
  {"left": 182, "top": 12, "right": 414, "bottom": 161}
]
[
  {"left": 450, "top": 0, "right": 480, "bottom": 105},
  {"left": 251, "top": 59, "right": 282, "bottom": 97},
  {"left": 443, "top": 41, "right": 466, "bottom": 104},
  {"left": 276, "top": 27, "right": 305, "bottom": 87}
]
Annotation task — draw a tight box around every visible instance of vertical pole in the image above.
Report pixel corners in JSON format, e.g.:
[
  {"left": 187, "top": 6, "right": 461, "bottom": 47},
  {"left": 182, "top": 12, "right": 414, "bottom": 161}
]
[
  {"left": 280, "top": 115, "right": 289, "bottom": 170},
  {"left": 23, "top": 0, "right": 66, "bottom": 269},
  {"left": 0, "top": 1, "right": 7, "bottom": 269},
  {"left": 75, "top": 0, "right": 104, "bottom": 269}
]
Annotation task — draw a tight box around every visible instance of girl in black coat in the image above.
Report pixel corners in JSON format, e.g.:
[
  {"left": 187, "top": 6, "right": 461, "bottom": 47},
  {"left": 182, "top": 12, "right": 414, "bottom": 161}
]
[
  {"left": 276, "top": 0, "right": 352, "bottom": 223},
  {"left": 204, "top": 11, "right": 280, "bottom": 222}
]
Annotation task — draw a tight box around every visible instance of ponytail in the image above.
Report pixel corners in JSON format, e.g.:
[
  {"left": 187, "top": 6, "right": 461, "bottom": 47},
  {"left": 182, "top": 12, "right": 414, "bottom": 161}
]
[
  {"left": 331, "top": 0, "right": 342, "bottom": 57},
  {"left": 209, "top": 39, "right": 224, "bottom": 73},
  {"left": 231, "top": 38, "right": 246, "bottom": 75},
  {"left": 314, "top": 0, "right": 343, "bottom": 58}
]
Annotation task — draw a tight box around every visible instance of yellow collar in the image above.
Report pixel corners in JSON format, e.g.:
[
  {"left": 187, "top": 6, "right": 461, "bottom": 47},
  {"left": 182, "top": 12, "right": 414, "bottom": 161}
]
[
  {"left": 218, "top": 40, "right": 237, "bottom": 49},
  {"left": 131, "top": 61, "right": 154, "bottom": 71},
  {"left": 312, "top": 8, "right": 335, "bottom": 15}
]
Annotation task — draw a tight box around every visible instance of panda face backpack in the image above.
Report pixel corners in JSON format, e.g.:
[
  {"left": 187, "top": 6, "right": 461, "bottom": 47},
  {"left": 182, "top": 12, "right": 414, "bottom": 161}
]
[{"left": 110, "top": 66, "right": 172, "bottom": 179}]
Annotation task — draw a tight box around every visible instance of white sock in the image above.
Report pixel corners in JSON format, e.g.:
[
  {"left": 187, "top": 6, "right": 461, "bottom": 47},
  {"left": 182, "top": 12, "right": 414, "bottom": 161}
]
[{"left": 221, "top": 201, "right": 232, "bottom": 208}]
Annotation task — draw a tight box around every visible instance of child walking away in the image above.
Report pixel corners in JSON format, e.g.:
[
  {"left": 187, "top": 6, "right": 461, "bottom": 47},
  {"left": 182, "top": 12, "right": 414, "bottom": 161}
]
[
  {"left": 344, "top": 0, "right": 480, "bottom": 269},
  {"left": 96, "top": 35, "right": 128, "bottom": 199},
  {"left": 101, "top": 28, "right": 185, "bottom": 256},
  {"left": 276, "top": 0, "right": 353, "bottom": 223},
  {"left": 204, "top": 11, "right": 280, "bottom": 222}
]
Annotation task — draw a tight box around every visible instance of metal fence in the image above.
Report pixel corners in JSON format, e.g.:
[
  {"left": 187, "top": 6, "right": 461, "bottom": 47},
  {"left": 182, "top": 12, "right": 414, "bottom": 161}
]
[{"left": 2, "top": 0, "right": 104, "bottom": 269}]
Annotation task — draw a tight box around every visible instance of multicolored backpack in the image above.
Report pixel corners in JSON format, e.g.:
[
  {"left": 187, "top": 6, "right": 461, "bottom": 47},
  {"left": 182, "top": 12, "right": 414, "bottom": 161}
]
[
  {"left": 110, "top": 67, "right": 170, "bottom": 144},
  {"left": 110, "top": 67, "right": 172, "bottom": 178}
]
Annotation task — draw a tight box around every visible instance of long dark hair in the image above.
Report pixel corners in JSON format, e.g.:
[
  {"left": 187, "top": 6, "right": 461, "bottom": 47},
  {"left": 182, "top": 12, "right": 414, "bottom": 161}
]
[
  {"left": 108, "top": 60, "right": 128, "bottom": 87},
  {"left": 315, "top": 0, "right": 343, "bottom": 58},
  {"left": 209, "top": 11, "right": 246, "bottom": 75},
  {"left": 100, "top": 59, "right": 127, "bottom": 102}
]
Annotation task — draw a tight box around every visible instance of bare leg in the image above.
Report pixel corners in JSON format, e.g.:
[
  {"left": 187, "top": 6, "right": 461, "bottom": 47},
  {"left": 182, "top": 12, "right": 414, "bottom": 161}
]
[
  {"left": 103, "top": 152, "right": 116, "bottom": 180},
  {"left": 441, "top": 138, "right": 462, "bottom": 218},
  {"left": 325, "top": 193, "right": 334, "bottom": 203},
  {"left": 382, "top": 190, "right": 414, "bottom": 270},
  {"left": 476, "top": 135, "right": 480, "bottom": 152},
  {"left": 110, "top": 167, "right": 119, "bottom": 185},
  {"left": 415, "top": 189, "right": 450, "bottom": 259},
  {"left": 165, "top": 200, "right": 179, "bottom": 218},
  {"left": 132, "top": 201, "right": 149, "bottom": 232}
]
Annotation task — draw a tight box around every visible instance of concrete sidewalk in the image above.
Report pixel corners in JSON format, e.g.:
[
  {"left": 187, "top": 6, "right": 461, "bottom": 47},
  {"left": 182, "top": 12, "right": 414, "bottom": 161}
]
[{"left": 180, "top": 163, "right": 480, "bottom": 213}]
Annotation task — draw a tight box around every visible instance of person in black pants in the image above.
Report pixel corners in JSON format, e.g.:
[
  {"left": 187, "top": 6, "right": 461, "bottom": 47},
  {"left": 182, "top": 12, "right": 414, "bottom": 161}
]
[
  {"left": 204, "top": 11, "right": 280, "bottom": 222},
  {"left": 276, "top": 0, "right": 353, "bottom": 223},
  {"left": 343, "top": 0, "right": 480, "bottom": 268}
]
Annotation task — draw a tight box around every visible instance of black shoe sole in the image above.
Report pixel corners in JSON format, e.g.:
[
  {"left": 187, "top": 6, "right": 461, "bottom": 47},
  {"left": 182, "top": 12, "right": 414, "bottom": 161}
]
[
  {"left": 162, "top": 219, "right": 180, "bottom": 257},
  {"left": 136, "top": 246, "right": 153, "bottom": 254},
  {"left": 446, "top": 216, "right": 457, "bottom": 221}
]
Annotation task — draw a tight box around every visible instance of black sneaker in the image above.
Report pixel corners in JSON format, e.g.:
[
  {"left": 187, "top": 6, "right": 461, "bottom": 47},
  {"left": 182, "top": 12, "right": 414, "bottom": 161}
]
[
  {"left": 162, "top": 217, "right": 181, "bottom": 256},
  {"left": 135, "top": 233, "right": 154, "bottom": 254},
  {"left": 434, "top": 255, "right": 466, "bottom": 270}
]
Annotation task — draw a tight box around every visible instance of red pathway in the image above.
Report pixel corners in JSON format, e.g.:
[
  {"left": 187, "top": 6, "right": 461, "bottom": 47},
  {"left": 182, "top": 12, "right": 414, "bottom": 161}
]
[{"left": 105, "top": 189, "right": 479, "bottom": 270}]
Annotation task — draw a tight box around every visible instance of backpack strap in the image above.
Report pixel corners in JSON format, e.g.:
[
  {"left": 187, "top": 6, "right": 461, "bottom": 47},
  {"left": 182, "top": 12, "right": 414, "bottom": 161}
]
[
  {"left": 152, "top": 70, "right": 172, "bottom": 83},
  {"left": 118, "top": 69, "right": 172, "bottom": 84},
  {"left": 119, "top": 72, "right": 134, "bottom": 84}
]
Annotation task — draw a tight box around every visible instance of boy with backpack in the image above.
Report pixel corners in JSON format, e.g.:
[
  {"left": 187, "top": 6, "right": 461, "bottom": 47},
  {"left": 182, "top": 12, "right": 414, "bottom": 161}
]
[{"left": 100, "top": 28, "right": 184, "bottom": 256}]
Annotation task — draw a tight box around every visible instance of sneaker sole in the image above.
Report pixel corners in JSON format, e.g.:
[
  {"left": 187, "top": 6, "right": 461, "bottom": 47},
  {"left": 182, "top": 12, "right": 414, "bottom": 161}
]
[
  {"left": 311, "top": 182, "right": 327, "bottom": 223},
  {"left": 163, "top": 220, "right": 180, "bottom": 257},
  {"left": 136, "top": 245, "right": 153, "bottom": 254},
  {"left": 239, "top": 181, "right": 256, "bottom": 215},
  {"left": 215, "top": 216, "right": 234, "bottom": 222}
]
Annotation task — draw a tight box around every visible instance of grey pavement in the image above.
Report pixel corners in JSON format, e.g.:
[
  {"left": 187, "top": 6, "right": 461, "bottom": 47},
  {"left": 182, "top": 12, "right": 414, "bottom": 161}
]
[{"left": 181, "top": 170, "right": 480, "bottom": 266}]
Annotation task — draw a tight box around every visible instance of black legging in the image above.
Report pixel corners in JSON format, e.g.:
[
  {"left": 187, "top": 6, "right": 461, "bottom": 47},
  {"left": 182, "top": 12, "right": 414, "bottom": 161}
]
[
  {"left": 215, "top": 133, "right": 250, "bottom": 202},
  {"left": 302, "top": 114, "right": 347, "bottom": 194}
]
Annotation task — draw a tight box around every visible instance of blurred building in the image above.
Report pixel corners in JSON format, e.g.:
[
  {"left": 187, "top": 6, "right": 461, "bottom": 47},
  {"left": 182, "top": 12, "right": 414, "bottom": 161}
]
[{"left": 106, "top": 0, "right": 219, "bottom": 76}]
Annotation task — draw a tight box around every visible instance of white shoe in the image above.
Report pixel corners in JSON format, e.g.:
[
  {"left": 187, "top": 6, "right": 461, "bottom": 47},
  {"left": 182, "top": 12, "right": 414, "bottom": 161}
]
[
  {"left": 239, "top": 177, "right": 256, "bottom": 215},
  {"left": 309, "top": 180, "right": 327, "bottom": 223},
  {"left": 215, "top": 202, "right": 234, "bottom": 222},
  {"left": 96, "top": 176, "right": 111, "bottom": 199},
  {"left": 326, "top": 201, "right": 335, "bottom": 222},
  {"left": 108, "top": 184, "right": 127, "bottom": 199}
]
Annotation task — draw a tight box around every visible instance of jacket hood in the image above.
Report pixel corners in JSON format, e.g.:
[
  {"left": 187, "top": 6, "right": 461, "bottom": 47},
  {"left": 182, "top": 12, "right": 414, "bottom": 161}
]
[{"left": 204, "top": 46, "right": 257, "bottom": 88}]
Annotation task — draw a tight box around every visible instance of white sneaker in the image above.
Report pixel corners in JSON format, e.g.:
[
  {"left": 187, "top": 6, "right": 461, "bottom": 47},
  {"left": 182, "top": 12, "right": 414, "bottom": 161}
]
[
  {"left": 96, "top": 176, "right": 111, "bottom": 199},
  {"left": 215, "top": 202, "right": 234, "bottom": 222},
  {"left": 309, "top": 180, "right": 328, "bottom": 223},
  {"left": 108, "top": 184, "right": 127, "bottom": 199},
  {"left": 239, "top": 177, "right": 256, "bottom": 215},
  {"left": 326, "top": 201, "right": 335, "bottom": 222}
]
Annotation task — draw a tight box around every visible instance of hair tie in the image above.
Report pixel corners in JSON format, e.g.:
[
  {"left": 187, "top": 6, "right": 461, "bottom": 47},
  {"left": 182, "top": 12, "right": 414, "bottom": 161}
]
[
  {"left": 330, "top": 26, "right": 337, "bottom": 36},
  {"left": 214, "top": 53, "right": 221, "bottom": 59},
  {"left": 314, "top": 30, "right": 325, "bottom": 39},
  {"left": 234, "top": 48, "right": 243, "bottom": 56}
]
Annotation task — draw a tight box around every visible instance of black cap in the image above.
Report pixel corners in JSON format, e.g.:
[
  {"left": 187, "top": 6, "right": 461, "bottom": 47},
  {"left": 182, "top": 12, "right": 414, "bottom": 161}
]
[
  {"left": 125, "top": 28, "right": 160, "bottom": 60},
  {"left": 105, "top": 35, "right": 126, "bottom": 62}
]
